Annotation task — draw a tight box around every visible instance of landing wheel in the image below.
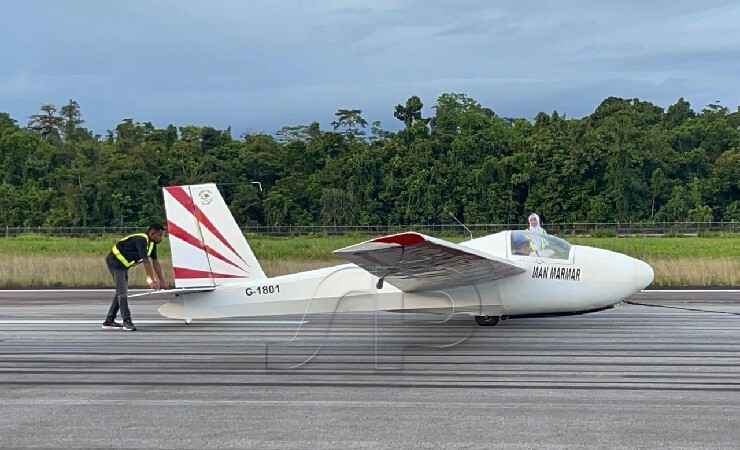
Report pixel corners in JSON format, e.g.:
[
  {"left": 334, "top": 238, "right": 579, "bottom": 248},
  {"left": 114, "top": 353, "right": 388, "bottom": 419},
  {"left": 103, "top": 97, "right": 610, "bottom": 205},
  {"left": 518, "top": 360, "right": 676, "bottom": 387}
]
[{"left": 474, "top": 315, "right": 500, "bottom": 327}]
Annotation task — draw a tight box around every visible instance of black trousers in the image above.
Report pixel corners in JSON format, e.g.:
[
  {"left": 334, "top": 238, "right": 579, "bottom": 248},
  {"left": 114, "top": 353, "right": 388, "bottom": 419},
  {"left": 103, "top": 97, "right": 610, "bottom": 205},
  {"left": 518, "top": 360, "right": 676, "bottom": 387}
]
[{"left": 105, "top": 254, "right": 131, "bottom": 322}]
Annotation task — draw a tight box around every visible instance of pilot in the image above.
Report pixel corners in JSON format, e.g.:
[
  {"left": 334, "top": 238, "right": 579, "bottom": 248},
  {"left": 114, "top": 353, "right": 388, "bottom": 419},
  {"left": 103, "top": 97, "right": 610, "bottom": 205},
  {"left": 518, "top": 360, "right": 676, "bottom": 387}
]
[
  {"left": 527, "top": 213, "right": 548, "bottom": 254},
  {"left": 527, "top": 213, "right": 547, "bottom": 235}
]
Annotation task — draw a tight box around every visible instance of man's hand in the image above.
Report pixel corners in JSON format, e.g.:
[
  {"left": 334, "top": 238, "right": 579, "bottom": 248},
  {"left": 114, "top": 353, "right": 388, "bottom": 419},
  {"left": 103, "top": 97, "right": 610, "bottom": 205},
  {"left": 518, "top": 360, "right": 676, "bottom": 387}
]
[{"left": 147, "top": 277, "right": 161, "bottom": 290}]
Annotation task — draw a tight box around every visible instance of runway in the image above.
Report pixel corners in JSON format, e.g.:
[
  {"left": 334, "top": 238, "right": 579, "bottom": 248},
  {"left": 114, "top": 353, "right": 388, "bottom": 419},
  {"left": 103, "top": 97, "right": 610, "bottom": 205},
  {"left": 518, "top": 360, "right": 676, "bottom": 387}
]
[{"left": 1, "top": 290, "right": 739, "bottom": 449}]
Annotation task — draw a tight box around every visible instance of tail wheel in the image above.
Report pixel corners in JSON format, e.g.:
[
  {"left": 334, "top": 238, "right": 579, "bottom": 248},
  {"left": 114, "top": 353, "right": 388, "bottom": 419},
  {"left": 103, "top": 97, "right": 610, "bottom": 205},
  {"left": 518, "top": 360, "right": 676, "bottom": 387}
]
[{"left": 475, "top": 315, "right": 500, "bottom": 327}]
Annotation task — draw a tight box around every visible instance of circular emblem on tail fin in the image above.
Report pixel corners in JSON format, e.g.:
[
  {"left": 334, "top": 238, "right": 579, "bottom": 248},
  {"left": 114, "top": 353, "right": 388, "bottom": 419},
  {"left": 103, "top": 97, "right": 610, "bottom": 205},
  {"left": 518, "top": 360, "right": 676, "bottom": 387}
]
[{"left": 198, "top": 189, "right": 214, "bottom": 206}]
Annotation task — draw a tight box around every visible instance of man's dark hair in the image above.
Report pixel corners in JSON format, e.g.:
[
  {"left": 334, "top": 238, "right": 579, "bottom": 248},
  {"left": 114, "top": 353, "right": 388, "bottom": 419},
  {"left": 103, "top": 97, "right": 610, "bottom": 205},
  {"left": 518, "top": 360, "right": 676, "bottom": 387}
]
[{"left": 148, "top": 222, "right": 165, "bottom": 232}]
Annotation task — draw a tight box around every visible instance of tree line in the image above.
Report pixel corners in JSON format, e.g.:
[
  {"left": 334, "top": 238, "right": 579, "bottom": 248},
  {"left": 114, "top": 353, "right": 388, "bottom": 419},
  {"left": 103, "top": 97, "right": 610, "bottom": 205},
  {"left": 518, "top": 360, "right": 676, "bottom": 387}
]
[{"left": 0, "top": 94, "right": 738, "bottom": 228}]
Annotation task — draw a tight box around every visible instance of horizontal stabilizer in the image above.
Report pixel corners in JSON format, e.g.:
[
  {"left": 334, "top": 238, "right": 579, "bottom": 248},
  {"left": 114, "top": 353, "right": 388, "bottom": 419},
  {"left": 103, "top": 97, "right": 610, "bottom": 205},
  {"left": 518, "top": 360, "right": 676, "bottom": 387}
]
[
  {"left": 128, "top": 287, "right": 216, "bottom": 300},
  {"left": 334, "top": 232, "right": 525, "bottom": 292}
]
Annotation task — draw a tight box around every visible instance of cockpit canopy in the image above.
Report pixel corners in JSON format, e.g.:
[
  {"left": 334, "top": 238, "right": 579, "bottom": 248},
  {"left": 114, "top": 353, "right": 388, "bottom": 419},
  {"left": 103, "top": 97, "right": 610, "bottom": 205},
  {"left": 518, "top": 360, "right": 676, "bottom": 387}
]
[{"left": 510, "top": 230, "right": 572, "bottom": 260}]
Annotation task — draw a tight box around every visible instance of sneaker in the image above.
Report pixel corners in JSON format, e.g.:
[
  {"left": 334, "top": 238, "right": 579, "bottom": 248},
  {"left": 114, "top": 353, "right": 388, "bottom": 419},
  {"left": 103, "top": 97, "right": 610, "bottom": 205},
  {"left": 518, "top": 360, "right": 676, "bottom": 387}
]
[
  {"left": 102, "top": 320, "right": 123, "bottom": 330},
  {"left": 122, "top": 320, "right": 137, "bottom": 331}
]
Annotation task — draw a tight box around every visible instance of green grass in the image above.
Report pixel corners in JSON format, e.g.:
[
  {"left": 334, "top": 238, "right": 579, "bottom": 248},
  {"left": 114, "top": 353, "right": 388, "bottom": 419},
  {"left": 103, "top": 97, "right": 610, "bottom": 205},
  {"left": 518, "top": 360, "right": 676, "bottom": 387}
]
[
  {"left": 568, "top": 235, "right": 740, "bottom": 259},
  {"left": 0, "top": 233, "right": 738, "bottom": 260},
  {"left": 0, "top": 234, "right": 173, "bottom": 257},
  {"left": 0, "top": 233, "right": 737, "bottom": 287},
  {"left": 247, "top": 234, "right": 380, "bottom": 260}
]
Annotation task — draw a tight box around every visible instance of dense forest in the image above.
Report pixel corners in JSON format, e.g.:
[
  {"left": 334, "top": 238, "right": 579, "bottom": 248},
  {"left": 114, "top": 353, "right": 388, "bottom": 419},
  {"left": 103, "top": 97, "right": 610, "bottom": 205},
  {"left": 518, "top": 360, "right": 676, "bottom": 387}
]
[{"left": 0, "top": 94, "right": 738, "bottom": 228}]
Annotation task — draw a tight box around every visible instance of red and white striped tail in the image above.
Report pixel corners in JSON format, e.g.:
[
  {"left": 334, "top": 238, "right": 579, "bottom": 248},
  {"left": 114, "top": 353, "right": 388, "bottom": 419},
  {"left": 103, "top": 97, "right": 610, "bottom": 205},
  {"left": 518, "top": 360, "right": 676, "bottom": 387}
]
[{"left": 163, "top": 183, "right": 266, "bottom": 288}]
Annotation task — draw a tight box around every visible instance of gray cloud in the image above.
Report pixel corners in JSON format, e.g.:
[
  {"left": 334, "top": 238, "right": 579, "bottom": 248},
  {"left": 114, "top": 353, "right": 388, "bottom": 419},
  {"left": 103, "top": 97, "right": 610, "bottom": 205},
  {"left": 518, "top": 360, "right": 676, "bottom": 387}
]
[{"left": 1, "top": 0, "right": 738, "bottom": 135}]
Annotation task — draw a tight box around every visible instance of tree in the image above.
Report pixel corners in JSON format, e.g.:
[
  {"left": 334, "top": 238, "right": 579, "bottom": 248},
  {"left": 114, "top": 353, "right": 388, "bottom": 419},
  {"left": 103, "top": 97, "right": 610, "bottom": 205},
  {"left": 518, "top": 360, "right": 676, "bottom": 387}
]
[
  {"left": 0, "top": 94, "right": 736, "bottom": 228},
  {"left": 656, "top": 186, "right": 689, "bottom": 221},
  {"left": 201, "top": 126, "right": 231, "bottom": 152},
  {"left": 276, "top": 124, "right": 311, "bottom": 143},
  {"left": 229, "top": 182, "right": 263, "bottom": 226},
  {"left": 724, "top": 201, "right": 740, "bottom": 221},
  {"left": 685, "top": 177, "right": 713, "bottom": 222},
  {"left": 587, "top": 196, "right": 609, "bottom": 222},
  {"left": 649, "top": 168, "right": 667, "bottom": 218},
  {"left": 370, "top": 120, "right": 393, "bottom": 142},
  {"left": 320, "top": 187, "right": 358, "bottom": 225},
  {"left": 28, "top": 104, "right": 63, "bottom": 143},
  {"left": 0, "top": 183, "right": 20, "bottom": 226},
  {"left": 662, "top": 97, "right": 695, "bottom": 128},
  {"left": 262, "top": 190, "right": 290, "bottom": 226},
  {"left": 60, "top": 99, "right": 86, "bottom": 142},
  {"left": 707, "top": 150, "right": 740, "bottom": 220},
  {"left": 0, "top": 112, "right": 18, "bottom": 134},
  {"left": 394, "top": 95, "right": 425, "bottom": 128},
  {"left": 331, "top": 109, "right": 368, "bottom": 140},
  {"left": 430, "top": 93, "right": 482, "bottom": 135}
]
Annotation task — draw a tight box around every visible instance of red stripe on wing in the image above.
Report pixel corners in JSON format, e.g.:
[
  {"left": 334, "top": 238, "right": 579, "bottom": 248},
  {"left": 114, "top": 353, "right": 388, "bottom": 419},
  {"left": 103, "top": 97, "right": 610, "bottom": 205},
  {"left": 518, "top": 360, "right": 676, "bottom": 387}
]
[
  {"left": 372, "top": 232, "right": 425, "bottom": 246},
  {"left": 173, "top": 267, "right": 247, "bottom": 279},
  {"left": 165, "top": 186, "right": 250, "bottom": 268},
  {"left": 167, "top": 220, "right": 247, "bottom": 273}
]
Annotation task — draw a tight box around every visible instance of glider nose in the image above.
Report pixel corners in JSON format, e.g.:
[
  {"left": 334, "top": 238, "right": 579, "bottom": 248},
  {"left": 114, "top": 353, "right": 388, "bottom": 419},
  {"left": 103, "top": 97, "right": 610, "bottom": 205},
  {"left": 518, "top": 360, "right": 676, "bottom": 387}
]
[{"left": 634, "top": 259, "right": 654, "bottom": 291}]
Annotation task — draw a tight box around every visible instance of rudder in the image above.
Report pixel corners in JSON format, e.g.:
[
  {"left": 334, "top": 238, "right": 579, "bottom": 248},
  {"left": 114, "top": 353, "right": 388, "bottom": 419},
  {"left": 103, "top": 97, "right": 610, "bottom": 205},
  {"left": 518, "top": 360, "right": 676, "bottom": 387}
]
[{"left": 163, "top": 183, "right": 266, "bottom": 288}]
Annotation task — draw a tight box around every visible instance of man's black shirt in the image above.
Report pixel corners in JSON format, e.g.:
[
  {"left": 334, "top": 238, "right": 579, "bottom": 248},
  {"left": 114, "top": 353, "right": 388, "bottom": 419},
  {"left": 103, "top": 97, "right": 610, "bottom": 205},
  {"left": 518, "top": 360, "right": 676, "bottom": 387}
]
[{"left": 107, "top": 234, "right": 158, "bottom": 269}]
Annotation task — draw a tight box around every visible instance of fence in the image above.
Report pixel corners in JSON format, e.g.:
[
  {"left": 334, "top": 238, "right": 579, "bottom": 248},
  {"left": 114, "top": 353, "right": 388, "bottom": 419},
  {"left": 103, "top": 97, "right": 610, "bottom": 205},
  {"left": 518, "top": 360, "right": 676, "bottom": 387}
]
[{"left": 2, "top": 222, "right": 738, "bottom": 238}]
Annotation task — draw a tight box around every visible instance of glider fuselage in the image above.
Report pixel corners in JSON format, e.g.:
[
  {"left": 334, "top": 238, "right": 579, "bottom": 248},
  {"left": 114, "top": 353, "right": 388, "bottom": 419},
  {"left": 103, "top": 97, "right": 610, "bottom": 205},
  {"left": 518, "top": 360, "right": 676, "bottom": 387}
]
[{"left": 159, "top": 239, "right": 652, "bottom": 321}]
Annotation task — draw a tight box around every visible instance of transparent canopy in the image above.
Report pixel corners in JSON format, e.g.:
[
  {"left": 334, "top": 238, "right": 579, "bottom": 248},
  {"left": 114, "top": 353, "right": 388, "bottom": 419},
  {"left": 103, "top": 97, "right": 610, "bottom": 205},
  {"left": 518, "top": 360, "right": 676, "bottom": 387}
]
[{"left": 510, "top": 230, "right": 572, "bottom": 260}]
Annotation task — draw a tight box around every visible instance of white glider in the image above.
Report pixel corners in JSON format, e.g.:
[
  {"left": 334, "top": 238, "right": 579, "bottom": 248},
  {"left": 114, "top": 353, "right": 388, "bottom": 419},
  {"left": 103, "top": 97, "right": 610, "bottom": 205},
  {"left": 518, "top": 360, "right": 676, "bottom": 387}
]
[{"left": 136, "top": 183, "right": 653, "bottom": 327}]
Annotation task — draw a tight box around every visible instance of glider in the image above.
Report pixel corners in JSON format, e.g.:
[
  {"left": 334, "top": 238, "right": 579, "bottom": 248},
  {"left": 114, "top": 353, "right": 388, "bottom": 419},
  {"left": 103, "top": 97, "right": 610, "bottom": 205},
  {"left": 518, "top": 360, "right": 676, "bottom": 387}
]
[{"left": 134, "top": 183, "right": 653, "bottom": 327}]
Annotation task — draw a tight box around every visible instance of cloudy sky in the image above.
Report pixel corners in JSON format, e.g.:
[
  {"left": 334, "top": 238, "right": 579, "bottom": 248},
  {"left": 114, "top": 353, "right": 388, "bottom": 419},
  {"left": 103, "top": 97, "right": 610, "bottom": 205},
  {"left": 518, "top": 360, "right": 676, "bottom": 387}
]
[{"left": 2, "top": 0, "right": 739, "bottom": 136}]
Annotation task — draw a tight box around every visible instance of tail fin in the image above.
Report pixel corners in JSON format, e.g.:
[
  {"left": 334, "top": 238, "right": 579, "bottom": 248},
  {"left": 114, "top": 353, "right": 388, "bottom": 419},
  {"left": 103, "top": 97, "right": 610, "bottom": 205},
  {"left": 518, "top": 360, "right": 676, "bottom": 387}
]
[{"left": 163, "top": 183, "right": 266, "bottom": 288}]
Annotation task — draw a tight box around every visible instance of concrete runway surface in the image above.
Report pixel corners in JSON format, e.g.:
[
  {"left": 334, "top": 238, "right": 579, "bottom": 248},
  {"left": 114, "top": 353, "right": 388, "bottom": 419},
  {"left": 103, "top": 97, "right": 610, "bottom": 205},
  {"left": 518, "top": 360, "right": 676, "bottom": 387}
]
[{"left": 1, "top": 289, "right": 739, "bottom": 449}]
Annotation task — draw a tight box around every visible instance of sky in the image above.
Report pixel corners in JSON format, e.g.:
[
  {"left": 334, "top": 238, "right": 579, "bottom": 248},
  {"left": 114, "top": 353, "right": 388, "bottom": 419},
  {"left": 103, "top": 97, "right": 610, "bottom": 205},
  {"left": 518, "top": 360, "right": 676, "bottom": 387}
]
[{"left": 1, "top": 0, "right": 739, "bottom": 137}]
